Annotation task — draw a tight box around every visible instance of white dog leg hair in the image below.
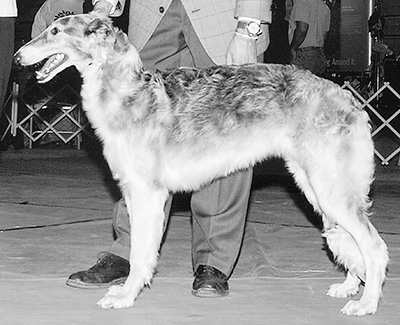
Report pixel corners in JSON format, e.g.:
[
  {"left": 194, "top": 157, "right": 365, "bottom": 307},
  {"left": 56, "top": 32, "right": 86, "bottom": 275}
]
[
  {"left": 285, "top": 160, "right": 323, "bottom": 215},
  {"left": 287, "top": 161, "right": 364, "bottom": 298},
  {"left": 344, "top": 223, "right": 387, "bottom": 316},
  {"left": 324, "top": 225, "right": 364, "bottom": 297},
  {"left": 325, "top": 216, "right": 388, "bottom": 316},
  {"left": 97, "top": 178, "right": 169, "bottom": 309},
  {"left": 297, "top": 144, "right": 388, "bottom": 315},
  {"left": 286, "top": 160, "right": 365, "bottom": 300},
  {"left": 314, "top": 199, "right": 388, "bottom": 316}
]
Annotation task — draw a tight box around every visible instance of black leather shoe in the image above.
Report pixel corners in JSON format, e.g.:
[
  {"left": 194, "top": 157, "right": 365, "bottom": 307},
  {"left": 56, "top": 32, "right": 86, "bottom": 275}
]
[
  {"left": 192, "top": 265, "right": 229, "bottom": 297},
  {"left": 66, "top": 253, "right": 130, "bottom": 289}
]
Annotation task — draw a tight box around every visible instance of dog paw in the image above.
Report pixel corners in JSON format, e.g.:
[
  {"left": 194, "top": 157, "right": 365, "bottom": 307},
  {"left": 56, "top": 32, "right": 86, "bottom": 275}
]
[
  {"left": 327, "top": 283, "right": 359, "bottom": 298},
  {"left": 97, "top": 285, "right": 134, "bottom": 309},
  {"left": 107, "top": 284, "right": 124, "bottom": 296},
  {"left": 340, "top": 300, "right": 378, "bottom": 316},
  {"left": 97, "top": 294, "right": 134, "bottom": 309}
]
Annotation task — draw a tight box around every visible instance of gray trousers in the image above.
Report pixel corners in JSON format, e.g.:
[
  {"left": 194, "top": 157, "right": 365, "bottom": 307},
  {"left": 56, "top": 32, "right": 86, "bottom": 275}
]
[
  {"left": 109, "top": 0, "right": 253, "bottom": 277},
  {"left": 0, "top": 17, "right": 15, "bottom": 116},
  {"left": 294, "top": 47, "right": 326, "bottom": 77}
]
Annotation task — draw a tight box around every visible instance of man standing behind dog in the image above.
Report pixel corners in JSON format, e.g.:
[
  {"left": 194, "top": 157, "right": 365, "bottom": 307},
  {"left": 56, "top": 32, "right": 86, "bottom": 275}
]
[
  {"left": 288, "top": 0, "right": 330, "bottom": 76},
  {"left": 31, "top": 0, "right": 85, "bottom": 38},
  {"left": 67, "top": 0, "right": 271, "bottom": 298}
]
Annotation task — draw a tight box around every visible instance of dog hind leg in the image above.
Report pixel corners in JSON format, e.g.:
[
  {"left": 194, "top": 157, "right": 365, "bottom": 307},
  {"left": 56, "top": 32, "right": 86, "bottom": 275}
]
[
  {"left": 295, "top": 134, "right": 388, "bottom": 315},
  {"left": 285, "top": 160, "right": 323, "bottom": 215},
  {"left": 97, "top": 178, "right": 169, "bottom": 309},
  {"left": 287, "top": 159, "right": 365, "bottom": 297},
  {"left": 309, "top": 188, "right": 387, "bottom": 316},
  {"left": 324, "top": 226, "right": 364, "bottom": 297},
  {"left": 336, "top": 220, "right": 388, "bottom": 316},
  {"left": 323, "top": 215, "right": 388, "bottom": 315},
  {"left": 286, "top": 112, "right": 388, "bottom": 315},
  {"left": 286, "top": 160, "right": 364, "bottom": 298}
]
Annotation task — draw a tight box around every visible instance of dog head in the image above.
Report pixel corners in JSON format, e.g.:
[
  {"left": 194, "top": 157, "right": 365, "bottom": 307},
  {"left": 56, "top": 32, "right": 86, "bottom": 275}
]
[{"left": 14, "top": 13, "right": 141, "bottom": 83}]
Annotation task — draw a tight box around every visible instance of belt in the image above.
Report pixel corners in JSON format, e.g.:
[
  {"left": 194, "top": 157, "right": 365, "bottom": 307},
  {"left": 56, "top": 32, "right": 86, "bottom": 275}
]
[{"left": 297, "top": 46, "right": 323, "bottom": 51}]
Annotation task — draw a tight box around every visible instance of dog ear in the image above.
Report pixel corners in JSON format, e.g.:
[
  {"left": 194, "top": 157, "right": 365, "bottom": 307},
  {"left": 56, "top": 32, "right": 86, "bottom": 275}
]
[
  {"left": 85, "top": 18, "right": 113, "bottom": 40},
  {"left": 114, "top": 30, "right": 131, "bottom": 54}
]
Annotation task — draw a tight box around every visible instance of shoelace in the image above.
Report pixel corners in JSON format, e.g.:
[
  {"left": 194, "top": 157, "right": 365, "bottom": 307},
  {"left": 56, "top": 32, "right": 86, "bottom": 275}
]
[
  {"left": 197, "top": 266, "right": 226, "bottom": 279},
  {"left": 92, "top": 252, "right": 116, "bottom": 269}
]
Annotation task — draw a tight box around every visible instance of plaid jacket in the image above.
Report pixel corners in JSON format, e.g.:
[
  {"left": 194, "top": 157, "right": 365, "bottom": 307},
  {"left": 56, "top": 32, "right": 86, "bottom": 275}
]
[{"left": 100, "top": 0, "right": 272, "bottom": 65}]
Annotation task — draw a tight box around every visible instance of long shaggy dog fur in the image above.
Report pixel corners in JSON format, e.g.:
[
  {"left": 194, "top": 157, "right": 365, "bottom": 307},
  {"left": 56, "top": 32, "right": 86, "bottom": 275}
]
[{"left": 14, "top": 13, "right": 389, "bottom": 316}]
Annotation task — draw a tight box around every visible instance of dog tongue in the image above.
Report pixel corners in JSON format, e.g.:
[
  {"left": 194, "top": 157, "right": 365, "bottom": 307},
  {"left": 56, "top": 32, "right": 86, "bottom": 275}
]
[{"left": 36, "top": 53, "right": 66, "bottom": 81}]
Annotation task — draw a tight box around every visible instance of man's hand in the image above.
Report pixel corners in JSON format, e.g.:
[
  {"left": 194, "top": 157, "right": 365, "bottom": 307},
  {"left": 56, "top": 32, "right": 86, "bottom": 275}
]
[
  {"left": 226, "top": 32, "right": 257, "bottom": 65},
  {"left": 289, "top": 48, "right": 297, "bottom": 64},
  {"left": 92, "top": 0, "right": 113, "bottom": 16}
]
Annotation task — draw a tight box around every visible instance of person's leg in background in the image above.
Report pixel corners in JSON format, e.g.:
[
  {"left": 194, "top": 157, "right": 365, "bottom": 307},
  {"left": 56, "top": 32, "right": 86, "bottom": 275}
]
[
  {"left": 180, "top": 3, "right": 253, "bottom": 297},
  {"left": 0, "top": 17, "right": 15, "bottom": 118},
  {"left": 293, "top": 47, "right": 326, "bottom": 77},
  {"left": 155, "top": 0, "right": 253, "bottom": 297}
]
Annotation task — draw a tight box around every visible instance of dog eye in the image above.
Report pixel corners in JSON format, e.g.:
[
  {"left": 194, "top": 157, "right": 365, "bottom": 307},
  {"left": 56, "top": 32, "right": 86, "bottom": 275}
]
[{"left": 51, "top": 27, "right": 60, "bottom": 35}]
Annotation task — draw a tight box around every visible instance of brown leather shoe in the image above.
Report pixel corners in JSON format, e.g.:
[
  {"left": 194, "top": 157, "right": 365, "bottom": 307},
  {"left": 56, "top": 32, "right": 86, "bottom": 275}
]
[
  {"left": 192, "top": 265, "right": 229, "bottom": 297},
  {"left": 66, "top": 253, "right": 130, "bottom": 289}
]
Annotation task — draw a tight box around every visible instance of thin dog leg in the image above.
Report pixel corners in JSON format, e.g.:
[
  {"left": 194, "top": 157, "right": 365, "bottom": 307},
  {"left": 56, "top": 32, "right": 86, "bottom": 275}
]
[
  {"left": 97, "top": 179, "right": 169, "bottom": 309},
  {"left": 311, "top": 193, "right": 387, "bottom": 315},
  {"left": 302, "top": 142, "right": 387, "bottom": 315},
  {"left": 287, "top": 160, "right": 367, "bottom": 301},
  {"left": 286, "top": 160, "right": 323, "bottom": 215},
  {"left": 288, "top": 112, "right": 388, "bottom": 315},
  {"left": 328, "top": 213, "right": 388, "bottom": 316},
  {"left": 344, "top": 223, "right": 387, "bottom": 315},
  {"left": 324, "top": 225, "right": 364, "bottom": 297}
]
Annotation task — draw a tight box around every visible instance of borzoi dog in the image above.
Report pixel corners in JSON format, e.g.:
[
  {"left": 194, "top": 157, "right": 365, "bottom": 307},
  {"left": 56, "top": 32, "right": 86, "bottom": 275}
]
[{"left": 14, "top": 13, "right": 388, "bottom": 316}]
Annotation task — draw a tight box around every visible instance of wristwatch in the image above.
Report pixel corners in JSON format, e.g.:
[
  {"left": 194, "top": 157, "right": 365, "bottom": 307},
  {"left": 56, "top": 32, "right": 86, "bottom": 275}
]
[{"left": 237, "top": 21, "right": 262, "bottom": 38}]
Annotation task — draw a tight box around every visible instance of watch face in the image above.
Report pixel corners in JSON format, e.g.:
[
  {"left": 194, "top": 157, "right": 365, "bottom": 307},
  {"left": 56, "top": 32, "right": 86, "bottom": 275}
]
[{"left": 246, "top": 22, "right": 260, "bottom": 35}]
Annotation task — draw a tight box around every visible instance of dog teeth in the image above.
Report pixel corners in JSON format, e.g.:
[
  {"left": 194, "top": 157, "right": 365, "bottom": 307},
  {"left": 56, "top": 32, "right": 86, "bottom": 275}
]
[
  {"left": 36, "top": 53, "right": 66, "bottom": 81},
  {"left": 46, "top": 53, "right": 65, "bottom": 71},
  {"left": 36, "top": 70, "right": 47, "bottom": 80},
  {"left": 54, "top": 53, "right": 65, "bottom": 62}
]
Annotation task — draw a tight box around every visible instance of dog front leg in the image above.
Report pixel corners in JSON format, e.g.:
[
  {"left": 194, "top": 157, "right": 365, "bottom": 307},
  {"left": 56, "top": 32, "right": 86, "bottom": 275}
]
[{"left": 97, "top": 181, "right": 169, "bottom": 309}]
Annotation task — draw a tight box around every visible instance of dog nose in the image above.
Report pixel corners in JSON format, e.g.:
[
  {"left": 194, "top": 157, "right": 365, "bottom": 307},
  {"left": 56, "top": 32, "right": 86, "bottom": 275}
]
[{"left": 14, "top": 52, "right": 22, "bottom": 65}]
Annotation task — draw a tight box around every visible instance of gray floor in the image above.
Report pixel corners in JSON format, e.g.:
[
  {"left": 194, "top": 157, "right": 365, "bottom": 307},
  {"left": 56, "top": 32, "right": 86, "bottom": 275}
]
[{"left": 0, "top": 148, "right": 399, "bottom": 324}]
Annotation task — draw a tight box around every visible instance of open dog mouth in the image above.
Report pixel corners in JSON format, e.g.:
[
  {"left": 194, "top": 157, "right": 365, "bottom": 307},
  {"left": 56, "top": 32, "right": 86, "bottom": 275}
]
[{"left": 36, "top": 53, "right": 67, "bottom": 82}]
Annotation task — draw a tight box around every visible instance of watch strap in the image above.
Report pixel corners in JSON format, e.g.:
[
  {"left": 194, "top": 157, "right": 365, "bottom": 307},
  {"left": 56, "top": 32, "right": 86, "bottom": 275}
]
[{"left": 236, "top": 20, "right": 262, "bottom": 38}]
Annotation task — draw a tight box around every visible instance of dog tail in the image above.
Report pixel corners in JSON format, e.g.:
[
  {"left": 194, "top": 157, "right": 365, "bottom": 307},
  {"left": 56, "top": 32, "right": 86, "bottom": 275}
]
[{"left": 345, "top": 107, "right": 375, "bottom": 222}]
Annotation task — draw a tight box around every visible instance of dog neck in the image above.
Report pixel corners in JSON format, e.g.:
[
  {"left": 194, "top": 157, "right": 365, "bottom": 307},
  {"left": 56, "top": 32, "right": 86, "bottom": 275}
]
[{"left": 79, "top": 29, "right": 169, "bottom": 136}]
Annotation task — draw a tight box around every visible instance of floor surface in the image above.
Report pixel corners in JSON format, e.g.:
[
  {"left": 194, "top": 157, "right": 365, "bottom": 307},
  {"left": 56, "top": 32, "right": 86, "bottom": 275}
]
[{"left": 0, "top": 148, "right": 399, "bottom": 324}]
